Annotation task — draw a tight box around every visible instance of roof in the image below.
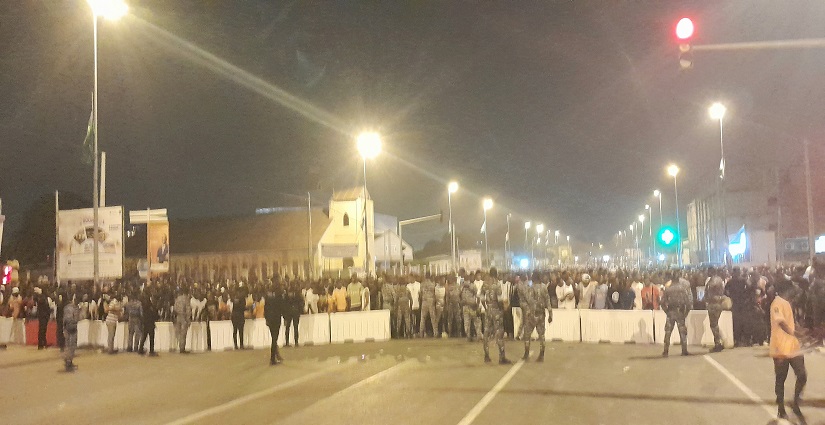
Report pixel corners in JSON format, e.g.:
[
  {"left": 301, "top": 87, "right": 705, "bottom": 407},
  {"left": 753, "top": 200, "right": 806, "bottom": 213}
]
[
  {"left": 332, "top": 187, "right": 369, "bottom": 201},
  {"left": 167, "top": 210, "right": 332, "bottom": 255}
]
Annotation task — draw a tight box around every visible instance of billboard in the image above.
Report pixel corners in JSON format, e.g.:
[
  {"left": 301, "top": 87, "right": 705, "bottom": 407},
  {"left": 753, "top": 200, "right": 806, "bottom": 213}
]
[
  {"left": 147, "top": 221, "right": 170, "bottom": 273},
  {"left": 57, "top": 206, "right": 124, "bottom": 280}
]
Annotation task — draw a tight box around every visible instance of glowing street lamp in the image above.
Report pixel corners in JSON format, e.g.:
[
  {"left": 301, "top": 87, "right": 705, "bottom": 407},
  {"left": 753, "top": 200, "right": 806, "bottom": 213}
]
[
  {"left": 709, "top": 101, "right": 730, "bottom": 264},
  {"left": 86, "top": 0, "right": 128, "bottom": 288},
  {"left": 536, "top": 223, "right": 545, "bottom": 234},
  {"left": 356, "top": 131, "right": 381, "bottom": 275}
]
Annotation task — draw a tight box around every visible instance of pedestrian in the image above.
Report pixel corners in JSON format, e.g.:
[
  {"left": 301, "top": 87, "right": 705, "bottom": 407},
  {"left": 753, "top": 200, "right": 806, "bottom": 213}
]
[
  {"left": 34, "top": 286, "right": 51, "bottom": 349},
  {"left": 104, "top": 293, "right": 122, "bottom": 354},
  {"left": 284, "top": 282, "right": 302, "bottom": 347},
  {"left": 771, "top": 281, "right": 807, "bottom": 423},
  {"left": 8, "top": 287, "right": 23, "bottom": 344},
  {"left": 661, "top": 275, "right": 692, "bottom": 357},
  {"left": 346, "top": 277, "right": 363, "bottom": 312},
  {"left": 231, "top": 288, "right": 248, "bottom": 350},
  {"left": 174, "top": 287, "right": 192, "bottom": 354},
  {"left": 396, "top": 279, "right": 413, "bottom": 338},
  {"left": 577, "top": 274, "right": 595, "bottom": 309},
  {"left": 62, "top": 294, "right": 80, "bottom": 372},
  {"left": 264, "top": 284, "right": 284, "bottom": 365},
  {"left": 481, "top": 269, "right": 510, "bottom": 364},
  {"left": 139, "top": 293, "right": 158, "bottom": 356},
  {"left": 124, "top": 292, "right": 143, "bottom": 353},
  {"left": 407, "top": 276, "right": 421, "bottom": 335}
]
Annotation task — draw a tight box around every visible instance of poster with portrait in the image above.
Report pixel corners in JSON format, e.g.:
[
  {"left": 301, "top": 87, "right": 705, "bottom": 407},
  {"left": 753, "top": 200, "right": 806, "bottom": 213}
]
[
  {"left": 57, "top": 206, "right": 124, "bottom": 280},
  {"left": 148, "top": 221, "right": 170, "bottom": 273}
]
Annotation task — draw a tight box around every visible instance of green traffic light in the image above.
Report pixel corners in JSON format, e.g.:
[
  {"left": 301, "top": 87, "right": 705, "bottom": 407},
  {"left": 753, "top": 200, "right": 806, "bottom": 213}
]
[{"left": 657, "top": 226, "right": 679, "bottom": 248}]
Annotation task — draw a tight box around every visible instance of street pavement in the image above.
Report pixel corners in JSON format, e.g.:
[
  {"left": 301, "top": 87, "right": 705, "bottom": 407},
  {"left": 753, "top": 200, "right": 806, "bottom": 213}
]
[{"left": 2, "top": 339, "right": 824, "bottom": 425}]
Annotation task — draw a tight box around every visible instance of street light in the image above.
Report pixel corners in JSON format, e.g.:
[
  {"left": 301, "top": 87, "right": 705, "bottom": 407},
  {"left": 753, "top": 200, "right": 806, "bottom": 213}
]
[
  {"left": 482, "top": 198, "right": 493, "bottom": 268},
  {"left": 447, "top": 181, "right": 458, "bottom": 273},
  {"left": 536, "top": 223, "right": 545, "bottom": 234},
  {"left": 87, "top": 0, "right": 128, "bottom": 288},
  {"left": 524, "top": 221, "right": 531, "bottom": 251},
  {"left": 667, "top": 164, "right": 682, "bottom": 266},
  {"left": 357, "top": 131, "right": 381, "bottom": 276},
  {"left": 709, "top": 101, "right": 729, "bottom": 264}
]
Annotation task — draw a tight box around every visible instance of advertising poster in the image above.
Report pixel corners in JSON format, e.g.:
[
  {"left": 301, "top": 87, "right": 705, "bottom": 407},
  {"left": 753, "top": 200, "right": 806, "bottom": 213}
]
[
  {"left": 147, "top": 221, "right": 170, "bottom": 273},
  {"left": 57, "top": 206, "right": 124, "bottom": 280}
]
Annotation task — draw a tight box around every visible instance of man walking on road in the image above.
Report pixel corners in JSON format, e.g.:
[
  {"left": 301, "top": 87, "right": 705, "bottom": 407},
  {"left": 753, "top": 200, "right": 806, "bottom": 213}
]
[
  {"left": 771, "top": 281, "right": 807, "bottom": 424},
  {"left": 62, "top": 295, "right": 79, "bottom": 372},
  {"left": 705, "top": 268, "right": 726, "bottom": 353}
]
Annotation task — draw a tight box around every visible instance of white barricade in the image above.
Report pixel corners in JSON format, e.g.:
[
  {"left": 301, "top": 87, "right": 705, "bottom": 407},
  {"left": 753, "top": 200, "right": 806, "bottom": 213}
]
[
  {"left": 511, "top": 308, "right": 581, "bottom": 342},
  {"left": 209, "top": 320, "right": 235, "bottom": 351},
  {"left": 0, "top": 317, "right": 26, "bottom": 345},
  {"left": 77, "top": 320, "right": 104, "bottom": 347},
  {"left": 329, "top": 310, "right": 390, "bottom": 343},
  {"left": 155, "top": 322, "right": 176, "bottom": 352},
  {"left": 298, "top": 313, "right": 330, "bottom": 346},
  {"left": 654, "top": 310, "right": 734, "bottom": 348},
  {"left": 186, "top": 322, "right": 208, "bottom": 352},
  {"left": 580, "top": 310, "right": 655, "bottom": 344}
]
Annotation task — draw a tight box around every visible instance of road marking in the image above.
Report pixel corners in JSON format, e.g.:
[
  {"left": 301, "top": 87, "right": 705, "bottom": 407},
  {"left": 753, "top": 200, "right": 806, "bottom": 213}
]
[
  {"left": 703, "top": 355, "right": 775, "bottom": 418},
  {"left": 456, "top": 360, "right": 524, "bottom": 425},
  {"left": 165, "top": 364, "right": 336, "bottom": 425}
]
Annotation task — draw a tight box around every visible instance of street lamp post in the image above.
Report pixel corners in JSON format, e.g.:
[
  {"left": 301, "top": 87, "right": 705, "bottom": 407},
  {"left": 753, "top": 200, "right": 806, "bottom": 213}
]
[
  {"left": 566, "top": 235, "right": 571, "bottom": 265},
  {"left": 646, "top": 204, "right": 652, "bottom": 258},
  {"left": 654, "top": 189, "right": 662, "bottom": 262},
  {"left": 357, "top": 131, "right": 381, "bottom": 276},
  {"left": 668, "top": 164, "right": 682, "bottom": 267},
  {"left": 87, "top": 0, "right": 128, "bottom": 288},
  {"left": 448, "top": 181, "right": 458, "bottom": 273},
  {"left": 638, "top": 214, "right": 646, "bottom": 267},
  {"left": 709, "top": 102, "right": 730, "bottom": 264},
  {"left": 482, "top": 198, "right": 493, "bottom": 268},
  {"left": 536, "top": 223, "right": 544, "bottom": 268}
]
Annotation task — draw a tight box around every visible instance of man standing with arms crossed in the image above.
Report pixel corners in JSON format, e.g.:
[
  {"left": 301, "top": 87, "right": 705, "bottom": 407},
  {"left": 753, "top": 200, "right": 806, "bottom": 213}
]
[{"left": 771, "top": 281, "right": 807, "bottom": 424}]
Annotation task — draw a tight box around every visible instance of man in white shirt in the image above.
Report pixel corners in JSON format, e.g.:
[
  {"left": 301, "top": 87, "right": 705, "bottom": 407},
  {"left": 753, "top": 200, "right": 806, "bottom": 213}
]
[
  {"left": 556, "top": 278, "right": 576, "bottom": 310},
  {"left": 407, "top": 277, "right": 421, "bottom": 334},
  {"left": 304, "top": 285, "right": 318, "bottom": 314},
  {"left": 578, "top": 274, "right": 595, "bottom": 309},
  {"left": 631, "top": 273, "right": 644, "bottom": 310}
]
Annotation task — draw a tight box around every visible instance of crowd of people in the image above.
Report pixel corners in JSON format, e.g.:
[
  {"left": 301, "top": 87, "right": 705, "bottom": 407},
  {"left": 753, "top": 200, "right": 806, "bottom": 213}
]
[{"left": 1, "top": 262, "right": 823, "bottom": 368}]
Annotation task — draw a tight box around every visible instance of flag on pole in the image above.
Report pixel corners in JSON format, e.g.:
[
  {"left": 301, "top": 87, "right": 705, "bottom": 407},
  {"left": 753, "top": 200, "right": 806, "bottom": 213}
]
[
  {"left": 728, "top": 225, "right": 747, "bottom": 257},
  {"left": 81, "top": 97, "right": 94, "bottom": 165},
  {"left": 480, "top": 220, "right": 486, "bottom": 234}
]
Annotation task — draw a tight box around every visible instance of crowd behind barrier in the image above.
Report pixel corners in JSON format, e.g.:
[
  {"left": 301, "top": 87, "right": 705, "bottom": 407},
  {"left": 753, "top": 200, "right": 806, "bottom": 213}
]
[{"left": 1, "top": 262, "right": 823, "bottom": 355}]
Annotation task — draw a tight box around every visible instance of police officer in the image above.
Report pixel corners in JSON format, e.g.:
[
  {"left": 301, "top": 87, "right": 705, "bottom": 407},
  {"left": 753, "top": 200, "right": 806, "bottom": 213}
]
[
  {"left": 705, "top": 268, "right": 726, "bottom": 353},
  {"left": 446, "top": 277, "right": 462, "bottom": 337},
  {"left": 481, "top": 268, "right": 510, "bottom": 364},
  {"left": 62, "top": 293, "right": 80, "bottom": 372},
  {"left": 461, "top": 275, "right": 482, "bottom": 342},
  {"left": 381, "top": 278, "right": 396, "bottom": 337},
  {"left": 662, "top": 274, "right": 693, "bottom": 357},
  {"left": 419, "top": 276, "right": 437, "bottom": 338},
  {"left": 173, "top": 286, "right": 192, "bottom": 354},
  {"left": 522, "top": 272, "right": 552, "bottom": 361}
]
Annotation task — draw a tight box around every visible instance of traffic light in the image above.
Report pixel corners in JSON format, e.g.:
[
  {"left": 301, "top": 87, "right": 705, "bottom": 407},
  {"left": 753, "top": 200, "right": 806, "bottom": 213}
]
[
  {"left": 657, "top": 226, "right": 679, "bottom": 250},
  {"left": 675, "top": 17, "right": 694, "bottom": 70}
]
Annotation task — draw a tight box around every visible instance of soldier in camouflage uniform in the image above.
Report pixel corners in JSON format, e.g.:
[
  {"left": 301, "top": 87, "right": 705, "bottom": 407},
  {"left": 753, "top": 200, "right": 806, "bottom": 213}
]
[
  {"left": 705, "top": 268, "right": 726, "bottom": 353},
  {"left": 461, "top": 276, "right": 482, "bottom": 342},
  {"left": 419, "top": 276, "right": 437, "bottom": 338},
  {"left": 381, "top": 279, "right": 396, "bottom": 337},
  {"left": 63, "top": 294, "right": 80, "bottom": 372},
  {"left": 481, "top": 268, "right": 511, "bottom": 364},
  {"left": 521, "top": 272, "right": 552, "bottom": 361},
  {"left": 446, "top": 277, "right": 462, "bottom": 337},
  {"left": 515, "top": 273, "right": 535, "bottom": 344},
  {"left": 396, "top": 279, "right": 413, "bottom": 338},
  {"left": 662, "top": 275, "right": 693, "bottom": 357}
]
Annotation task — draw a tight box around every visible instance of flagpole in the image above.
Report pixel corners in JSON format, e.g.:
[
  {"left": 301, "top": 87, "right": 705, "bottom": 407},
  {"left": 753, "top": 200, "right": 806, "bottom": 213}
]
[
  {"left": 55, "top": 191, "right": 59, "bottom": 284},
  {"left": 92, "top": 13, "right": 100, "bottom": 288},
  {"left": 100, "top": 151, "right": 106, "bottom": 207}
]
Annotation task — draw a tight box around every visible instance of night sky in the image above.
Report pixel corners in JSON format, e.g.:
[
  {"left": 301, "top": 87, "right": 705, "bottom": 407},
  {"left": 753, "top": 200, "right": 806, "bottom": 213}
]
[{"left": 2, "top": 0, "right": 824, "bottom": 251}]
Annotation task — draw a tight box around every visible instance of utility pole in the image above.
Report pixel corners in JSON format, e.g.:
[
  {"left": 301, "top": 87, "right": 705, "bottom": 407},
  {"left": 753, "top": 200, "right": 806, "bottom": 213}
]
[{"left": 804, "top": 139, "right": 815, "bottom": 262}]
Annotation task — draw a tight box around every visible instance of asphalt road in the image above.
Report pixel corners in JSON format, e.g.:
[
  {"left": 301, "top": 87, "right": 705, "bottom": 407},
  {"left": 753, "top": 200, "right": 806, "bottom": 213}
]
[{"left": 2, "top": 340, "right": 823, "bottom": 425}]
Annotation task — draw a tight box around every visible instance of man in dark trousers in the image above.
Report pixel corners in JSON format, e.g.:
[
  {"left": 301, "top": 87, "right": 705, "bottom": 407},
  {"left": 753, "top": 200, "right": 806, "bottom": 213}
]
[
  {"left": 34, "top": 287, "right": 51, "bottom": 349},
  {"left": 725, "top": 267, "right": 749, "bottom": 346},
  {"left": 264, "top": 282, "right": 284, "bottom": 365},
  {"left": 284, "top": 282, "right": 303, "bottom": 347},
  {"left": 139, "top": 292, "right": 159, "bottom": 356},
  {"left": 771, "top": 281, "right": 807, "bottom": 424}
]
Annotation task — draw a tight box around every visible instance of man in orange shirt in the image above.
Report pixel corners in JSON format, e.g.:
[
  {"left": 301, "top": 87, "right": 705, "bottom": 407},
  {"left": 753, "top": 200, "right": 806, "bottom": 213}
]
[{"left": 770, "top": 281, "right": 807, "bottom": 423}]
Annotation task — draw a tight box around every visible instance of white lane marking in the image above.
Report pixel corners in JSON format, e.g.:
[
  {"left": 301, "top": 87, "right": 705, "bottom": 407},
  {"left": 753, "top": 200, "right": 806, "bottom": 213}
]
[
  {"left": 456, "top": 360, "right": 524, "bottom": 425},
  {"left": 165, "top": 365, "right": 336, "bottom": 425},
  {"left": 703, "top": 355, "right": 775, "bottom": 417}
]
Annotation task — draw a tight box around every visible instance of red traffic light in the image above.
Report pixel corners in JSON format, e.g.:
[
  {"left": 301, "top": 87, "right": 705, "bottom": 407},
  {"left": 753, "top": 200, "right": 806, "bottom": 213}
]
[{"left": 676, "top": 17, "right": 694, "bottom": 40}]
